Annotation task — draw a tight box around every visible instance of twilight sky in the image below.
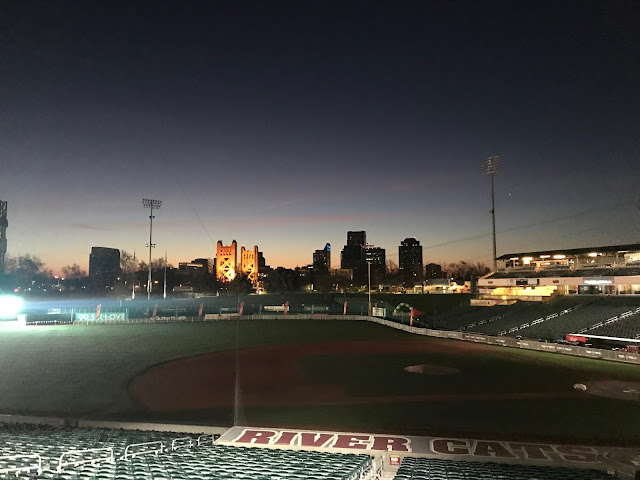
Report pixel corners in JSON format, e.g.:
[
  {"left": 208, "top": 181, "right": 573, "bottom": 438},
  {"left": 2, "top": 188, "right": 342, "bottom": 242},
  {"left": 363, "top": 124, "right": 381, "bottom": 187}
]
[{"left": 1, "top": 1, "right": 639, "bottom": 274}]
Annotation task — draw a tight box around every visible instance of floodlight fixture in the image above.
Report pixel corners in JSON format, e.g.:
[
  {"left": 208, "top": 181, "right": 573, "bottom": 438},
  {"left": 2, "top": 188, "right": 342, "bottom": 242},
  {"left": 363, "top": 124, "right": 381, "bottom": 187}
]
[
  {"left": 143, "top": 198, "right": 162, "bottom": 209},
  {"left": 142, "top": 198, "right": 162, "bottom": 299},
  {"left": 482, "top": 156, "right": 500, "bottom": 175}
]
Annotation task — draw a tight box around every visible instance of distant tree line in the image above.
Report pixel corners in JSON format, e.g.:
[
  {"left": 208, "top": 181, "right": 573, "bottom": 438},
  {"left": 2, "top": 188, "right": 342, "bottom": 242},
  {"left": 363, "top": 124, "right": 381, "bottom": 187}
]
[{"left": 1, "top": 251, "right": 490, "bottom": 297}]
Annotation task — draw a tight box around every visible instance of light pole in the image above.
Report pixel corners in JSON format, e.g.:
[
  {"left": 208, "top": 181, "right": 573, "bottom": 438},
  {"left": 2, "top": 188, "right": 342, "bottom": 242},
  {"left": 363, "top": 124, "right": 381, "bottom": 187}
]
[
  {"left": 482, "top": 156, "right": 500, "bottom": 271},
  {"left": 163, "top": 250, "right": 167, "bottom": 299},
  {"left": 142, "top": 198, "right": 162, "bottom": 300},
  {"left": 131, "top": 250, "right": 136, "bottom": 300},
  {"left": 367, "top": 260, "right": 372, "bottom": 316}
]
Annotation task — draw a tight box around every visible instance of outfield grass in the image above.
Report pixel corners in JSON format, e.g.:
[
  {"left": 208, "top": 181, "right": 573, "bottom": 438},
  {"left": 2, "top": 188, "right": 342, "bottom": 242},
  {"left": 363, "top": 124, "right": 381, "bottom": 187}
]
[{"left": 0, "top": 320, "right": 638, "bottom": 445}]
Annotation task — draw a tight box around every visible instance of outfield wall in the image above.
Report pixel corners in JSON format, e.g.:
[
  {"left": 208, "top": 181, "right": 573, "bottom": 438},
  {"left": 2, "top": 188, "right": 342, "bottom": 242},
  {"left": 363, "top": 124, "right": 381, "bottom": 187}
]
[
  {"left": 32, "top": 311, "right": 640, "bottom": 365},
  {"left": 364, "top": 316, "right": 640, "bottom": 366}
]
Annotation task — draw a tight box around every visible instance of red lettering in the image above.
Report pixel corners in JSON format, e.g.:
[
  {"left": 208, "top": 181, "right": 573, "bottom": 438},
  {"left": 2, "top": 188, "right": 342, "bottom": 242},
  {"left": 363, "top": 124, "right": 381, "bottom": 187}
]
[
  {"left": 298, "top": 433, "right": 334, "bottom": 448},
  {"left": 273, "top": 431, "right": 298, "bottom": 446},
  {"left": 473, "top": 441, "right": 516, "bottom": 458},
  {"left": 234, "top": 429, "right": 276, "bottom": 445},
  {"left": 371, "top": 436, "right": 411, "bottom": 452},
  {"left": 508, "top": 443, "right": 554, "bottom": 460},
  {"left": 333, "top": 435, "right": 370, "bottom": 450},
  {"left": 555, "top": 445, "right": 598, "bottom": 463},
  {"left": 431, "top": 439, "right": 471, "bottom": 456}
]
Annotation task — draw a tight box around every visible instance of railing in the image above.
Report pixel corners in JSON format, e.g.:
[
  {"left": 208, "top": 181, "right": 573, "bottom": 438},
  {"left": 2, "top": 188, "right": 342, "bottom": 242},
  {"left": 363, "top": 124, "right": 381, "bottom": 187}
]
[
  {"left": 197, "top": 434, "right": 216, "bottom": 446},
  {"left": 0, "top": 453, "right": 42, "bottom": 476},
  {"left": 121, "top": 441, "right": 165, "bottom": 460},
  {"left": 57, "top": 447, "right": 114, "bottom": 473},
  {"left": 171, "top": 437, "right": 193, "bottom": 451}
]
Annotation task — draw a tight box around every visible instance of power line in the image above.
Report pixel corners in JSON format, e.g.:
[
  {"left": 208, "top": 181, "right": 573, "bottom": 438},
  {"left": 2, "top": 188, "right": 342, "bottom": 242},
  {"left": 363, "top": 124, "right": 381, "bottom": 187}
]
[
  {"left": 385, "top": 198, "right": 636, "bottom": 257},
  {"left": 178, "top": 182, "right": 217, "bottom": 247}
]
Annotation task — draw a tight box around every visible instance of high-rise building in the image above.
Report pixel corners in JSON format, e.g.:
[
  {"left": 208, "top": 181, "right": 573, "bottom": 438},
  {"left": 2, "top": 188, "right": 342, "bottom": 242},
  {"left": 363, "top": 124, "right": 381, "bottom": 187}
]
[
  {"left": 216, "top": 240, "right": 237, "bottom": 282},
  {"left": 89, "top": 247, "right": 120, "bottom": 289},
  {"left": 241, "top": 245, "right": 259, "bottom": 285},
  {"left": 313, "top": 243, "right": 331, "bottom": 270},
  {"left": 364, "top": 245, "right": 386, "bottom": 276},
  {"left": 257, "top": 251, "right": 270, "bottom": 273},
  {"left": 399, "top": 237, "right": 423, "bottom": 282},
  {"left": 341, "top": 231, "right": 368, "bottom": 284},
  {"left": 347, "top": 231, "right": 366, "bottom": 247},
  {"left": 341, "top": 231, "right": 366, "bottom": 268}
]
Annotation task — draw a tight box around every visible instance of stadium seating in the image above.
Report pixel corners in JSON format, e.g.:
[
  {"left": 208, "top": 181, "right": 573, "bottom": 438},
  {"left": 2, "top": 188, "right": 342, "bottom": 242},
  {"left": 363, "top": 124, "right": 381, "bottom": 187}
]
[
  {"left": 463, "top": 297, "right": 589, "bottom": 336},
  {"left": 585, "top": 307, "right": 640, "bottom": 339},
  {"left": 420, "top": 303, "right": 531, "bottom": 331},
  {"left": 394, "top": 456, "right": 614, "bottom": 480},
  {"left": 0, "top": 423, "right": 372, "bottom": 480},
  {"left": 462, "top": 296, "right": 640, "bottom": 341},
  {"left": 519, "top": 298, "right": 640, "bottom": 340}
]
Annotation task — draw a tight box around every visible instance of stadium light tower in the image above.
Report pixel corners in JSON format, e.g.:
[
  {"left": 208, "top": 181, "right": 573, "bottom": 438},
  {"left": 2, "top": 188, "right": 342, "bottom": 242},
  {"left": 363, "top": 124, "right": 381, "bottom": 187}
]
[
  {"left": 482, "top": 156, "right": 500, "bottom": 271},
  {"left": 142, "top": 198, "right": 162, "bottom": 299}
]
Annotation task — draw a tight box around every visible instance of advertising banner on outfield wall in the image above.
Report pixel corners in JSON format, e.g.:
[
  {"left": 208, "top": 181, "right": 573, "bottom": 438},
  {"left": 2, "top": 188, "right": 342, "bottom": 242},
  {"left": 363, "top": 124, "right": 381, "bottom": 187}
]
[
  {"left": 74, "top": 312, "right": 127, "bottom": 322},
  {"left": 218, "top": 426, "right": 640, "bottom": 474}
]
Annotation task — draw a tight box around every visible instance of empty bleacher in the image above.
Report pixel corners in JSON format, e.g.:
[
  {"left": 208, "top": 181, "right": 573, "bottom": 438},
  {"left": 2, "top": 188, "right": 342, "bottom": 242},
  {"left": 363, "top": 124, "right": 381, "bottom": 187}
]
[
  {"left": 394, "top": 456, "right": 613, "bottom": 480},
  {"left": 458, "top": 296, "right": 640, "bottom": 341},
  {"left": 518, "top": 297, "right": 640, "bottom": 341},
  {"left": 583, "top": 307, "right": 640, "bottom": 339},
  {"left": 465, "top": 297, "right": 589, "bottom": 336},
  {"left": 0, "top": 423, "right": 372, "bottom": 480},
  {"left": 421, "top": 303, "right": 531, "bottom": 331}
]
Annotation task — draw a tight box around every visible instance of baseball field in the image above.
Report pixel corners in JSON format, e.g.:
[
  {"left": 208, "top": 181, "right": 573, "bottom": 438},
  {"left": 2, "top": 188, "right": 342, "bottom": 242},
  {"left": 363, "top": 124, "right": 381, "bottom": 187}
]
[{"left": 0, "top": 318, "right": 639, "bottom": 446}]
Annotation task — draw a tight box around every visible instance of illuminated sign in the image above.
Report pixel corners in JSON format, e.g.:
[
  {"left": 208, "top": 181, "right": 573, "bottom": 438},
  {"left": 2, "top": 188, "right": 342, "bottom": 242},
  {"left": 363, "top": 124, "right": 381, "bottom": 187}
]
[
  {"left": 75, "top": 312, "right": 126, "bottom": 321},
  {"left": 584, "top": 278, "right": 613, "bottom": 285}
]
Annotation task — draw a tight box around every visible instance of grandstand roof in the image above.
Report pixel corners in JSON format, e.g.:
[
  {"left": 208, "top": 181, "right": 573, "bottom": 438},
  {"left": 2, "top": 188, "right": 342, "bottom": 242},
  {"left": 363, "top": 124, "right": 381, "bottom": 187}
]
[{"left": 496, "top": 243, "right": 640, "bottom": 261}]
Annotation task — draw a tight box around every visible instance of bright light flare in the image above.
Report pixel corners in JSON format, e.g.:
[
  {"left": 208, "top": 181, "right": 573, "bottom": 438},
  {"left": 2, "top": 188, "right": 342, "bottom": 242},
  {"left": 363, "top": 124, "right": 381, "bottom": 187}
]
[{"left": 0, "top": 295, "right": 24, "bottom": 319}]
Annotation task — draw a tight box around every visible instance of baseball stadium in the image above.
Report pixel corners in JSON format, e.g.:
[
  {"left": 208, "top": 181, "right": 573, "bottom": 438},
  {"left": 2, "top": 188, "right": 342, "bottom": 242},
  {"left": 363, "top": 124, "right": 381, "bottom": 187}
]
[{"left": 1, "top": 283, "right": 640, "bottom": 480}]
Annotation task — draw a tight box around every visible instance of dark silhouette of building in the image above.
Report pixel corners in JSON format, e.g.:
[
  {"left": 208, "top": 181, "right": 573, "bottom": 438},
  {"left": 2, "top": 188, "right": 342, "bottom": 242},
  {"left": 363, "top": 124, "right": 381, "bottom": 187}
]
[
  {"left": 364, "top": 245, "right": 386, "bottom": 282},
  {"left": 89, "top": 247, "right": 120, "bottom": 290},
  {"left": 399, "top": 238, "right": 423, "bottom": 283},
  {"left": 313, "top": 243, "right": 331, "bottom": 270},
  {"left": 347, "top": 231, "right": 366, "bottom": 247},
  {"left": 425, "top": 263, "right": 444, "bottom": 279},
  {"left": 258, "top": 251, "right": 269, "bottom": 273},
  {"left": 178, "top": 258, "right": 212, "bottom": 275},
  {"left": 341, "top": 231, "right": 367, "bottom": 284}
]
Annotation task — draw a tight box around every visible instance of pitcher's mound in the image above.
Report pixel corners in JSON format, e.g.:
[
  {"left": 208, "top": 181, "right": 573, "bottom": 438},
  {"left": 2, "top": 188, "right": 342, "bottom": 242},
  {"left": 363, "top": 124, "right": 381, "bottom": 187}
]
[
  {"left": 404, "top": 364, "right": 460, "bottom": 376},
  {"left": 575, "top": 381, "right": 640, "bottom": 401}
]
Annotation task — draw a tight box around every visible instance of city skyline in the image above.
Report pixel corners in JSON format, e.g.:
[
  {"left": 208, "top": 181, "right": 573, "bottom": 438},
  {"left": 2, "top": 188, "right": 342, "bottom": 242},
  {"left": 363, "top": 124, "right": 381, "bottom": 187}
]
[{"left": 2, "top": 1, "right": 639, "bottom": 275}]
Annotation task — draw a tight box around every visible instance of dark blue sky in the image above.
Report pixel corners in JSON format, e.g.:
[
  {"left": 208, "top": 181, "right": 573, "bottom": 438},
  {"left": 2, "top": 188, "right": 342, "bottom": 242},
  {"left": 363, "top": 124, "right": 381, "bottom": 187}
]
[{"left": 2, "top": 1, "right": 639, "bottom": 273}]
